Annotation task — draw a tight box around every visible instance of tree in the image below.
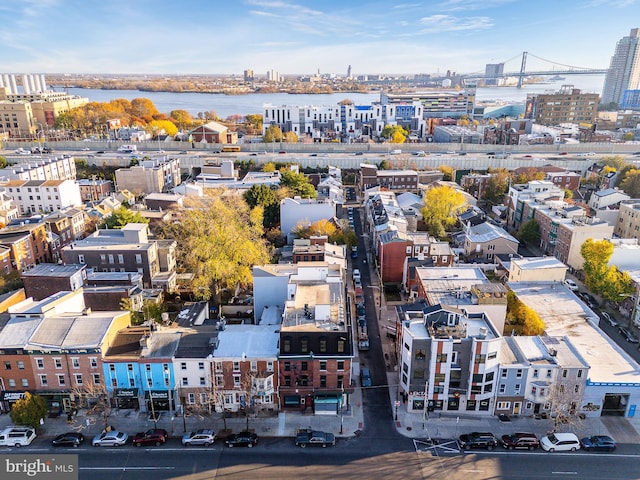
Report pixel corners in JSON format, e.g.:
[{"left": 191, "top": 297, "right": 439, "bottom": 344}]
[
  {"left": 283, "top": 131, "right": 298, "bottom": 143},
  {"left": 0, "top": 157, "right": 8, "bottom": 169},
  {"left": 420, "top": 185, "right": 467, "bottom": 238},
  {"left": 580, "top": 238, "right": 632, "bottom": 301},
  {"left": 245, "top": 114, "right": 263, "bottom": 134},
  {"left": 505, "top": 290, "right": 545, "bottom": 336},
  {"left": 279, "top": 169, "right": 317, "bottom": 198},
  {"left": 518, "top": 219, "right": 541, "bottom": 246},
  {"left": 104, "top": 206, "right": 149, "bottom": 229},
  {"left": 156, "top": 195, "right": 272, "bottom": 302},
  {"left": 380, "top": 125, "right": 407, "bottom": 143},
  {"left": 262, "top": 162, "right": 276, "bottom": 173},
  {"left": 563, "top": 188, "right": 573, "bottom": 200},
  {"left": 244, "top": 184, "right": 279, "bottom": 228},
  {"left": 10, "top": 392, "right": 48, "bottom": 430},
  {"left": 148, "top": 119, "right": 178, "bottom": 138},
  {"left": 439, "top": 165, "right": 454, "bottom": 181},
  {"left": 170, "top": 109, "right": 194, "bottom": 130},
  {"left": 483, "top": 169, "right": 510, "bottom": 205},
  {"left": 379, "top": 159, "right": 391, "bottom": 170},
  {"left": 391, "top": 130, "right": 406, "bottom": 144},
  {"left": 263, "top": 125, "right": 283, "bottom": 143},
  {"left": 546, "top": 378, "right": 586, "bottom": 432},
  {"left": 619, "top": 169, "right": 640, "bottom": 197}
]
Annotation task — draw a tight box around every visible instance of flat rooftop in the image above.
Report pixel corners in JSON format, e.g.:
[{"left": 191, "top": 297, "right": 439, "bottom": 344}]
[
  {"left": 508, "top": 281, "right": 640, "bottom": 384},
  {"left": 214, "top": 324, "right": 280, "bottom": 358},
  {"left": 415, "top": 266, "right": 489, "bottom": 306}
]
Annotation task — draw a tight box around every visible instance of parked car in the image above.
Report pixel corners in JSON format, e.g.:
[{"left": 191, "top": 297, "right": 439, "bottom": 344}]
[
  {"left": 600, "top": 312, "right": 618, "bottom": 327},
  {"left": 360, "top": 367, "right": 372, "bottom": 388},
  {"left": 580, "top": 435, "right": 616, "bottom": 451},
  {"left": 92, "top": 430, "right": 128, "bottom": 447},
  {"left": 581, "top": 292, "right": 599, "bottom": 308},
  {"left": 182, "top": 429, "right": 216, "bottom": 446},
  {"left": 501, "top": 432, "right": 539, "bottom": 450},
  {"left": 133, "top": 428, "right": 168, "bottom": 447},
  {"left": 619, "top": 326, "right": 639, "bottom": 343},
  {"left": 225, "top": 431, "right": 258, "bottom": 448},
  {"left": 0, "top": 427, "right": 37, "bottom": 447},
  {"left": 458, "top": 432, "right": 498, "bottom": 450},
  {"left": 540, "top": 432, "right": 580, "bottom": 452},
  {"left": 295, "top": 430, "right": 335, "bottom": 448},
  {"left": 564, "top": 279, "right": 579, "bottom": 291},
  {"left": 52, "top": 432, "right": 84, "bottom": 448}
]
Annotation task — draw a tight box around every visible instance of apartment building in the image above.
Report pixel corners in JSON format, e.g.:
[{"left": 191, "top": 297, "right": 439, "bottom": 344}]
[
  {"left": 77, "top": 179, "right": 114, "bottom": 202},
  {"left": 61, "top": 223, "right": 176, "bottom": 290},
  {"left": 400, "top": 303, "right": 502, "bottom": 415},
  {"left": 1, "top": 179, "right": 82, "bottom": 215},
  {"left": 21, "top": 263, "right": 87, "bottom": 300},
  {"left": 280, "top": 197, "right": 337, "bottom": 243},
  {"left": 462, "top": 222, "right": 519, "bottom": 263},
  {"left": 0, "top": 290, "right": 130, "bottom": 413},
  {"left": 114, "top": 157, "right": 181, "bottom": 195},
  {"left": 525, "top": 86, "right": 599, "bottom": 126},
  {"left": 506, "top": 180, "right": 565, "bottom": 231},
  {"left": 602, "top": 28, "right": 640, "bottom": 105},
  {"left": 0, "top": 156, "right": 76, "bottom": 181},
  {"left": 0, "top": 221, "right": 50, "bottom": 267},
  {"left": 253, "top": 262, "right": 353, "bottom": 413},
  {"left": 615, "top": 200, "right": 640, "bottom": 241}
]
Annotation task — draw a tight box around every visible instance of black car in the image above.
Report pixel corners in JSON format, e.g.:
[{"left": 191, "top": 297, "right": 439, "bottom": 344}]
[
  {"left": 52, "top": 432, "right": 84, "bottom": 448},
  {"left": 581, "top": 293, "right": 599, "bottom": 308},
  {"left": 225, "top": 432, "right": 258, "bottom": 448},
  {"left": 501, "top": 432, "right": 539, "bottom": 450},
  {"left": 580, "top": 435, "right": 616, "bottom": 451},
  {"left": 458, "top": 432, "right": 498, "bottom": 450},
  {"left": 619, "top": 326, "right": 639, "bottom": 343}
]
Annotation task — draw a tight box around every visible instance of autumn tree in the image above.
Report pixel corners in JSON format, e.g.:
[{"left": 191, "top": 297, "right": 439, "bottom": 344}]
[
  {"left": 295, "top": 219, "right": 357, "bottom": 247},
  {"left": 513, "top": 168, "right": 545, "bottom": 184},
  {"left": 505, "top": 290, "right": 545, "bottom": 336},
  {"left": 157, "top": 195, "right": 271, "bottom": 302},
  {"left": 381, "top": 125, "right": 407, "bottom": 143},
  {"left": 0, "top": 157, "right": 7, "bottom": 169},
  {"left": 262, "top": 162, "right": 276, "bottom": 172},
  {"left": 518, "top": 219, "right": 541, "bottom": 246},
  {"left": 148, "top": 119, "right": 178, "bottom": 138},
  {"left": 245, "top": 114, "right": 263, "bottom": 134},
  {"left": 10, "top": 392, "right": 48, "bottom": 430},
  {"left": 439, "top": 165, "right": 454, "bottom": 181},
  {"left": 130, "top": 98, "right": 160, "bottom": 124},
  {"left": 420, "top": 185, "right": 467, "bottom": 238},
  {"left": 170, "top": 109, "right": 194, "bottom": 130},
  {"left": 581, "top": 238, "right": 633, "bottom": 301},
  {"left": 104, "top": 206, "right": 149, "bottom": 229},
  {"left": 283, "top": 131, "right": 298, "bottom": 143},
  {"left": 619, "top": 169, "right": 640, "bottom": 197},
  {"left": 263, "top": 125, "right": 283, "bottom": 143}
]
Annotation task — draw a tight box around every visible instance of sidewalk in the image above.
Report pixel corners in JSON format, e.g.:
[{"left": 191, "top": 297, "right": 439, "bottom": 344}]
[{"left": 0, "top": 385, "right": 364, "bottom": 441}]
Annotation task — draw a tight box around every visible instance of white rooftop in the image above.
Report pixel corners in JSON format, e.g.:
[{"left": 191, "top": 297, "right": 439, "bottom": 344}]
[
  {"left": 508, "top": 281, "right": 640, "bottom": 384},
  {"left": 214, "top": 324, "right": 280, "bottom": 359}
]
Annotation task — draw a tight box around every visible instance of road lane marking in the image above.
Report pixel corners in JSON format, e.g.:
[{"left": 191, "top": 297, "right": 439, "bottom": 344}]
[{"left": 551, "top": 472, "right": 577, "bottom": 475}]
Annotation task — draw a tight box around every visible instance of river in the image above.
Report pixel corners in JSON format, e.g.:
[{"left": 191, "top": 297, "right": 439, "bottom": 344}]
[{"left": 62, "top": 74, "right": 605, "bottom": 119}]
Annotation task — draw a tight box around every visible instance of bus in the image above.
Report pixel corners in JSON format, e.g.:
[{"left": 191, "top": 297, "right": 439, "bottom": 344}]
[{"left": 221, "top": 145, "right": 241, "bottom": 152}]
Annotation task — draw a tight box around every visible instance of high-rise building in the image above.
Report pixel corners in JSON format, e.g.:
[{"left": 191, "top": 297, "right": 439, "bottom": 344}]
[
  {"left": 347, "top": 65, "right": 352, "bottom": 79},
  {"left": 484, "top": 63, "right": 504, "bottom": 86},
  {"left": 243, "top": 69, "right": 254, "bottom": 82},
  {"left": 602, "top": 28, "right": 640, "bottom": 105},
  {"left": 267, "top": 69, "right": 281, "bottom": 83}
]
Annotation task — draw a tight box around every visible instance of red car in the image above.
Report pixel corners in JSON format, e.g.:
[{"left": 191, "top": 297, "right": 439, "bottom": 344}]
[{"left": 132, "top": 428, "right": 169, "bottom": 447}]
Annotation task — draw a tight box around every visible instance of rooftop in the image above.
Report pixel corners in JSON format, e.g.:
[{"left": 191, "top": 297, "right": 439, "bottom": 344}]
[{"left": 214, "top": 324, "right": 280, "bottom": 359}]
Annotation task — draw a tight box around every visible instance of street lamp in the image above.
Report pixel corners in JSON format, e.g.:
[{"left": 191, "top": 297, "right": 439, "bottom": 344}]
[{"left": 164, "top": 366, "right": 172, "bottom": 416}]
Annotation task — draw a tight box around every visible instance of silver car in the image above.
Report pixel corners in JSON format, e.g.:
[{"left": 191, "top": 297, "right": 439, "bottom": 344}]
[
  {"left": 92, "top": 430, "right": 128, "bottom": 447},
  {"left": 182, "top": 429, "right": 216, "bottom": 446}
]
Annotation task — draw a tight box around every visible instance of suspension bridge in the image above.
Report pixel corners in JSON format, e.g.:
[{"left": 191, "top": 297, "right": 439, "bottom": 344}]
[{"left": 465, "top": 51, "right": 608, "bottom": 88}]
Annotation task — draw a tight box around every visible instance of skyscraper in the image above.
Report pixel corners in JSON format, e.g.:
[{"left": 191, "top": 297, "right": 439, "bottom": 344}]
[{"left": 602, "top": 28, "right": 640, "bottom": 105}]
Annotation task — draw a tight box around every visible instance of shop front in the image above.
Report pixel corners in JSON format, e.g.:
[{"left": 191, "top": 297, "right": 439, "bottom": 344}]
[
  {"left": 36, "top": 390, "right": 73, "bottom": 417},
  {"left": 112, "top": 388, "right": 140, "bottom": 410},
  {"left": 144, "top": 390, "right": 170, "bottom": 413},
  {"left": 0, "top": 391, "right": 26, "bottom": 413}
]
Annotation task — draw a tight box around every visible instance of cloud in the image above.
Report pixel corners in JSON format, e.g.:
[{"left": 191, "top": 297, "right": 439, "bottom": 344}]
[
  {"left": 587, "top": 0, "right": 638, "bottom": 5},
  {"left": 438, "top": 0, "right": 515, "bottom": 11},
  {"left": 419, "top": 15, "right": 493, "bottom": 32}
]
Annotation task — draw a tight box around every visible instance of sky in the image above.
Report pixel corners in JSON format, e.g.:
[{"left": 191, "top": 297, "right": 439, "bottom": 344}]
[{"left": 1, "top": 0, "right": 639, "bottom": 76}]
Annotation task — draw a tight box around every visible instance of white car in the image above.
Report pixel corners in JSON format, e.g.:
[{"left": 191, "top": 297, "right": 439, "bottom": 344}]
[
  {"left": 540, "top": 432, "right": 580, "bottom": 452},
  {"left": 564, "top": 279, "right": 579, "bottom": 291},
  {"left": 92, "top": 430, "right": 128, "bottom": 447}
]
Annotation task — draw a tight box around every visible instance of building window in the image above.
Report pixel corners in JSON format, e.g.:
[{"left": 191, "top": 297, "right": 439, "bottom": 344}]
[
  {"left": 516, "top": 369, "right": 523, "bottom": 378},
  {"left": 58, "top": 374, "right": 66, "bottom": 386},
  {"left": 337, "top": 339, "right": 345, "bottom": 353},
  {"left": 436, "top": 353, "right": 447, "bottom": 363},
  {"left": 250, "top": 361, "right": 257, "bottom": 372},
  {"left": 36, "top": 358, "right": 44, "bottom": 369},
  {"left": 562, "top": 369, "right": 567, "bottom": 378},
  {"left": 337, "top": 360, "right": 344, "bottom": 371},
  {"left": 129, "top": 378, "right": 135, "bottom": 387},
  {"left": 497, "top": 401, "right": 510, "bottom": 410},
  {"left": 577, "top": 370, "right": 582, "bottom": 378},
  {"left": 319, "top": 338, "right": 327, "bottom": 353},
  {"left": 487, "top": 351, "right": 497, "bottom": 360},
  {"left": 17, "top": 361, "right": 24, "bottom": 370},
  {"left": 546, "top": 369, "right": 552, "bottom": 378},
  {"left": 200, "top": 393, "right": 207, "bottom": 404},
  {"left": 300, "top": 337, "right": 309, "bottom": 353},
  {"left": 320, "top": 375, "right": 327, "bottom": 388},
  {"left": 499, "top": 384, "right": 506, "bottom": 394},
  {"left": 284, "top": 362, "right": 291, "bottom": 372},
  {"left": 182, "top": 378, "right": 188, "bottom": 386},
  {"left": 514, "top": 384, "right": 521, "bottom": 394},
  {"left": 8, "top": 379, "right": 15, "bottom": 387},
  {"left": 216, "top": 375, "right": 224, "bottom": 387},
  {"left": 39, "top": 374, "right": 48, "bottom": 386},
  {"left": 78, "top": 254, "right": 85, "bottom": 264},
  {"left": 200, "top": 377, "right": 206, "bottom": 386},
  {"left": 127, "top": 363, "right": 134, "bottom": 371},
  {"left": 21, "top": 379, "right": 28, "bottom": 387},
  {"left": 90, "top": 358, "right": 98, "bottom": 368},
  {"left": 188, "top": 393, "right": 195, "bottom": 404},
  {"left": 93, "top": 374, "right": 101, "bottom": 385},
  {"left": 198, "top": 362, "right": 205, "bottom": 370},
  {"left": 135, "top": 254, "right": 143, "bottom": 264},
  {"left": 3, "top": 361, "right": 10, "bottom": 370},
  {"left": 109, "top": 364, "right": 115, "bottom": 372},
  {"left": 501, "top": 370, "right": 507, "bottom": 378},
  {"left": 474, "top": 354, "right": 486, "bottom": 364},
  {"left": 72, "top": 358, "right": 80, "bottom": 368},
  {"left": 283, "top": 338, "right": 291, "bottom": 353},
  {"left": 74, "top": 374, "right": 83, "bottom": 385},
  {"left": 215, "top": 361, "right": 223, "bottom": 372},
  {"left": 301, "top": 361, "right": 308, "bottom": 371},
  {"left": 319, "top": 361, "right": 327, "bottom": 371},
  {"left": 337, "top": 375, "right": 344, "bottom": 388},
  {"left": 284, "top": 376, "right": 291, "bottom": 386},
  {"left": 266, "top": 361, "right": 274, "bottom": 372},
  {"left": 233, "top": 375, "right": 241, "bottom": 387}
]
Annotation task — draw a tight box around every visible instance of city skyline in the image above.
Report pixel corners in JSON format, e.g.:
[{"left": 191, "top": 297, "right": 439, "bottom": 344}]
[{"left": 1, "top": 0, "right": 639, "bottom": 75}]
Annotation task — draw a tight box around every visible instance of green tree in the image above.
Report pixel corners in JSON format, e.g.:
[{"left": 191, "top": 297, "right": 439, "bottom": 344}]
[
  {"left": 245, "top": 114, "right": 263, "bottom": 134},
  {"left": 279, "top": 169, "right": 317, "bottom": 198},
  {"left": 244, "top": 184, "right": 279, "bottom": 228},
  {"left": 262, "top": 162, "right": 276, "bottom": 172},
  {"left": 0, "top": 157, "right": 7, "bottom": 169},
  {"left": 518, "top": 219, "right": 541, "bottom": 246},
  {"left": 420, "top": 185, "right": 467, "bottom": 238},
  {"left": 379, "top": 159, "right": 391, "bottom": 170},
  {"left": 157, "top": 195, "right": 271, "bottom": 302},
  {"left": 380, "top": 125, "right": 407, "bottom": 142},
  {"left": 619, "top": 169, "right": 640, "bottom": 197},
  {"left": 564, "top": 188, "right": 573, "bottom": 200},
  {"left": 10, "top": 392, "right": 48, "bottom": 430},
  {"left": 581, "top": 238, "right": 613, "bottom": 294},
  {"left": 263, "top": 125, "right": 283, "bottom": 143},
  {"left": 104, "top": 206, "right": 149, "bottom": 229},
  {"left": 483, "top": 169, "right": 510, "bottom": 205}
]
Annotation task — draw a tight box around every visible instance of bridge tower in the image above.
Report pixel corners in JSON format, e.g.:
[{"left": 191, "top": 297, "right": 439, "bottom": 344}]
[{"left": 517, "top": 51, "right": 528, "bottom": 89}]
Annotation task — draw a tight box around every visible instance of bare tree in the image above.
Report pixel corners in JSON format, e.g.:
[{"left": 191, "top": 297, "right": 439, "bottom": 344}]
[
  {"left": 547, "top": 378, "right": 586, "bottom": 433},
  {"left": 70, "top": 381, "right": 111, "bottom": 428}
]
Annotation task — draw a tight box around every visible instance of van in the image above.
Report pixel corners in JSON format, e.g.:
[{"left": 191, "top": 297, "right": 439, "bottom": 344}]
[
  {"left": 353, "top": 269, "right": 361, "bottom": 282},
  {"left": 0, "top": 426, "right": 37, "bottom": 447},
  {"left": 117, "top": 144, "right": 137, "bottom": 153},
  {"left": 540, "top": 432, "right": 580, "bottom": 452},
  {"left": 390, "top": 149, "right": 402, "bottom": 155}
]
